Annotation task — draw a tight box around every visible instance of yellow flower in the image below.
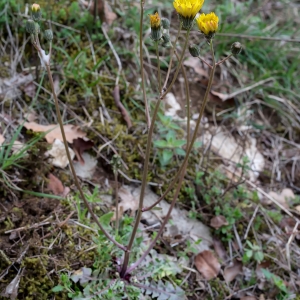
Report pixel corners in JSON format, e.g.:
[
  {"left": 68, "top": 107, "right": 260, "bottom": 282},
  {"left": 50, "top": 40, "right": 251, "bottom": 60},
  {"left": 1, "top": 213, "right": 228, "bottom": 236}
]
[
  {"left": 31, "top": 3, "right": 40, "bottom": 12},
  {"left": 149, "top": 12, "right": 161, "bottom": 29},
  {"left": 173, "top": 0, "right": 204, "bottom": 20},
  {"left": 196, "top": 12, "right": 219, "bottom": 36}
]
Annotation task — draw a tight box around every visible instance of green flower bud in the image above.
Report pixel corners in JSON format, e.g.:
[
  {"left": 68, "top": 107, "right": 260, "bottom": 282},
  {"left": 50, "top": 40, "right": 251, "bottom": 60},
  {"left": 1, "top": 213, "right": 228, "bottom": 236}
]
[
  {"left": 231, "top": 42, "right": 242, "bottom": 55},
  {"left": 26, "top": 19, "right": 36, "bottom": 34},
  {"left": 44, "top": 29, "right": 53, "bottom": 41},
  {"left": 162, "top": 33, "right": 170, "bottom": 44},
  {"left": 161, "top": 18, "right": 170, "bottom": 29},
  {"left": 189, "top": 44, "right": 200, "bottom": 57}
]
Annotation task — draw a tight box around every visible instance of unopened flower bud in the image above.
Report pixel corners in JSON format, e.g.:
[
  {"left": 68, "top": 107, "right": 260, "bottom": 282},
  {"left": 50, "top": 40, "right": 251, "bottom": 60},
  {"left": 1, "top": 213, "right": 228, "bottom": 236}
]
[
  {"left": 162, "top": 33, "right": 170, "bottom": 44},
  {"left": 189, "top": 44, "right": 200, "bottom": 57},
  {"left": 31, "top": 3, "right": 41, "bottom": 22},
  {"left": 161, "top": 18, "right": 170, "bottom": 29},
  {"left": 26, "top": 19, "right": 36, "bottom": 34},
  {"left": 44, "top": 29, "right": 53, "bottom": 41},
  {"left": 231, "top": 42, "right": 242, "bottom": 55}
]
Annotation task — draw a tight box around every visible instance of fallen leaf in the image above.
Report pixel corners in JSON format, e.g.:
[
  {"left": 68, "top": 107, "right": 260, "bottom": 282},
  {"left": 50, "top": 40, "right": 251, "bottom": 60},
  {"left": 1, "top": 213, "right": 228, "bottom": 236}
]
[
  {"left": 0, "top": 271, "right": 23, "bottom": 300},
  {"left": 47, "top": 173, "right": 64, "bottom": 195},
  {"left": 213, "top": 238, "right": 227, "bottom": 262},
  {"left": 210, "top": 215, "right": 228, "bottom": 229},
  {"left": 240, "top": 297, "right": 257, "bottom": 300},
  {"left": 224, "top": 260, "right": 243, "bottom": 283},
  {"left": 0, "top": 133, "right": 5, "bottom": 146},
  {"left": 45, "top": 139, "right": 75, "bottom": 168},
  {"left": 23, "top": 122, "right": 86, "bottom": 144},
  {"left": 268, "top": 188, "right": 295, "bottom": 209},
  {"left": 184, "top": 57, "right": 209, "bottom": 78},
  {"left": 73, "top": 152, "right": 97, "bottom": 179},
  {"left": 11, "top": 141, "right": 25, "bottom": 154},
  {"left": 73, "top": 138, "right": 94, "bottom": 165},
  {"left": 194, "top": 250, "right": 220, "bottom": 280},
  {"left": 24, "top": 111, "right": 37, "bottom": 122},
  {"left": 111, "top": 187, "right": 139, "bottom": 221}
]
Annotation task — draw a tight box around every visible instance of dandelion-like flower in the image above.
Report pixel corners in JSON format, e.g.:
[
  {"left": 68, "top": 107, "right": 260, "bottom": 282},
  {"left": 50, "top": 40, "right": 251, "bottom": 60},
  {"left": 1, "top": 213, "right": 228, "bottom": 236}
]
[
  {"left": 149, "top": 12, "right": 162, "bottom": 41},
  {"left": 196, "top": 12, "right": 219, "bottom": 40},
  {"left": 173, "top": 0, "right": 204, "bottom": 30},
  {"left": 31, "top": 3, "right": 40, "bottom": 12},
  {"left": 31, "top": 3, "right": 41, "bottom": 22}
]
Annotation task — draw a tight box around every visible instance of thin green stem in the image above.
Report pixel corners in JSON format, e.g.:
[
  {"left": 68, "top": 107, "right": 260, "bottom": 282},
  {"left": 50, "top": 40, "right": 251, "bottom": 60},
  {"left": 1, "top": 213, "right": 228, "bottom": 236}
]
[
  {"left": 127, "top": 41, "right": 216, "bottom": 275},
  {"left": 143, "top": 42, "right": 216, "bottom": 213},
  {"left": 160, "top": 29, "right": 190, "bottom": 99},
  {"left": 155, "top": 42, "right": 162, "bottom": 94}
]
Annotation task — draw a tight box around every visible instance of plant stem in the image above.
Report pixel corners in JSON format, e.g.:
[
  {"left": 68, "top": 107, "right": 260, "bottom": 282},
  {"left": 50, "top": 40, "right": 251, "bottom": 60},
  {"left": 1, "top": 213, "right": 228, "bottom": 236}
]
[
  {"left": 143, "top": 42, "right": 216, "bottom": 212},
  {"left": 160, "top": 29, "right": 190, "bottom": 100},
  {"left": 127, "top": 41, "right": 216, "bottom": 275},
  {"left": 216, "top": 54, "right": 233, "bottom": 66},
  {"left": 32, "top": 36, "right": 126, "bottom": 251},
  {"left": 114, "top": 170, "right": 119, "bottom": 235},
  {"left": 162, "top": 25, "right": 181, "bottom": 92},
  {"left": 156, "top": 42, "right": 162, "bottom": 95},
  {"left": 139, "top": 0, "right": 150, "bottom": 128}
]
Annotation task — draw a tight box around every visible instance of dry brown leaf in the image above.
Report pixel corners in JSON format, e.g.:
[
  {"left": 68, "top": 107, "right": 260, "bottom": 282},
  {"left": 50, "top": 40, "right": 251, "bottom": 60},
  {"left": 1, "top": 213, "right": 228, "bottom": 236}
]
[
  {"left": 268, "top": 188, "right": 295, "bottom": 209},
  {"left": 23, "top": 122, "right": 86, "bottom": 144},
  {"left": 0, "top": 134, "right": 5, "bottom": 146},
  {"left": 47, "top": 173, "right": 64, "bottom": 195},
  {"left": 73, "top": 153, "right": 97, "bottom": 179},
  {"left": 210, "top": 215, "right": 228, "bottom": 229},
  {"left": 24, "top": 111, "right": 37, "bottom": 122},
  {"left": 184, "top": 57, "right": 209, "bottom": 78},
  {"left": 240, "top": 297, "right": 257, "bottom": 300},
  {"left": 45, "top": 139, "right": 75, "bottom": 168},
  {"left": 111, "top": 187, "right": 139, "bottom": 221},
  {"left": 224, "top": 259, "right": 243, "bottom": 283},
  {"left": 213, "top": 238, "right": 227, "bottom": 262},
  {"left": 194, "top": 250, "right": 220, "bottom": 280},
  {"left": 73, "top": 138, "right": 94, "bottom": 165}
]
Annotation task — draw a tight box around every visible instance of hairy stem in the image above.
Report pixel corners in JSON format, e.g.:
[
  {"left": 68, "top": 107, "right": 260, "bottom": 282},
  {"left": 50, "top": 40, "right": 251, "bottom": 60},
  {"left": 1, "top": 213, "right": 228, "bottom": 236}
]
[
  {"left": 127, "top": 41, "right": 216, "bottom": 275},
  {"left": 156, "top": 42, "right": 162, "bottom": 94},
  {"left": 35, "top": 41, "right": 126, "bottom": 251}
]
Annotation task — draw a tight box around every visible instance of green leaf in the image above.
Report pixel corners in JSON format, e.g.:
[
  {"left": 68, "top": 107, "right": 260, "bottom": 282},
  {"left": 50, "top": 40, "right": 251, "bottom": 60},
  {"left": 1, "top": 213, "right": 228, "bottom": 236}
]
[
  {"left": 172, "top": 140, "right": 186, "bottom": 148},
  {"left": 153, "top": 140, "right": 168, "bottom": 148},
  {"left": 175, "top": 148, "right": 186, "bottom": 156},
  {"left": 52, "top": 285, "right": 64, "bottom": 292},
  {"left": 162, "top": 150, "right": 173, "bottom": 165},
  {"left": 99, "top": 212, "right": 114, "bottom": 231}
]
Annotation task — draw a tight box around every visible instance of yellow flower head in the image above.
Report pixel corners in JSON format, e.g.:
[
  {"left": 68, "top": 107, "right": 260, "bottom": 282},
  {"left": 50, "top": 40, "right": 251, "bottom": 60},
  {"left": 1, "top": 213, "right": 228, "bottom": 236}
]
[
  {"left": 149, "top": 12, "right": 161, "bottom": 29},
  {"left": 173, "top": 0, "right": 204, "bottom": 20},
  {"left": 31, "top": 3, "right": 40, "bottom": 12},
  {"left": 196, "top": 12, "right": 219, "bottom": 36}
]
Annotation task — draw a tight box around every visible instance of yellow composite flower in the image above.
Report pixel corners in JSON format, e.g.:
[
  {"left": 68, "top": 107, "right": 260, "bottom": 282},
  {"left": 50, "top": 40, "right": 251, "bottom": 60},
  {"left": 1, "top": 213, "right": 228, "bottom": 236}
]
[
  {"left": 149, "top": 12, "right": 161, "bottom": 29},
  {"left": 31, "top": 3, "right": 40, "bottom": 12},
  {"left": 173, "top": 0, "right": 204, "bottom": 20},
  {"left": 196, "top": 12, "right": 219, "bottom": 36}
]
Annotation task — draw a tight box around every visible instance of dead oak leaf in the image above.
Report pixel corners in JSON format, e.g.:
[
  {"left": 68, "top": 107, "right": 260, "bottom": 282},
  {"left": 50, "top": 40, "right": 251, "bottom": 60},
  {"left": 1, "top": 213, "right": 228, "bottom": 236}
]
[
  {"left": 224, "top": 259, "right": 243, "bottom": 283},
  {"left": 73, "top": 138, "right": 94, "bottom": 165},
  {"left": 23, "top": 122, "right": 86, "bottom": 144},
  {"left": 210, "top": 215, "right": 228, "bottom": 229},
  {"left": 111, "top": 187, "right": 138, "bottom": 221},
  {"left": 194, "top": 250, "right": 220, "bottom": 280},
  {"left": 47, "top": 173, "right": 70, "bottom": 196}
]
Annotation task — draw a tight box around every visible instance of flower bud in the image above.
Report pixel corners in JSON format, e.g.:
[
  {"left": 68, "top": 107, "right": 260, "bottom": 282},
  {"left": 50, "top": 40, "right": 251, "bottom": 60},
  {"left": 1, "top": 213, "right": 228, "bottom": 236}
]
[
  {"left": 26, "top": 19, "right": 36, "bottom": 34},
  {"left": 44, "top": 29, "right": 53, "bottom": 41},
  {"left": 189, "top": 44, "right": 200, "bottom": 57},
  {"left": 161, "top": 18, "right": 170, "bottom": 29},
  {"left": 162, "top": 33, "right": 170, "bottom": 44},
  {"left": 31, "top": 3, "right": 41, "bottom": 22},
  {"left": 231, "top": 42, "right": 242, "bottom": 55},
  {"left": 149, "top": 12, "right": 162, "bottom": 41}
]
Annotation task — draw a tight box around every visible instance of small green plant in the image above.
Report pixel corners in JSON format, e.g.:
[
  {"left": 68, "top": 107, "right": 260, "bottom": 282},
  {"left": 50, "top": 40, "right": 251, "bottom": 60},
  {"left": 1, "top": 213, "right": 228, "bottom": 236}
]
[{"left": 243, "top": 240, "right": 264, "bottom": 264}]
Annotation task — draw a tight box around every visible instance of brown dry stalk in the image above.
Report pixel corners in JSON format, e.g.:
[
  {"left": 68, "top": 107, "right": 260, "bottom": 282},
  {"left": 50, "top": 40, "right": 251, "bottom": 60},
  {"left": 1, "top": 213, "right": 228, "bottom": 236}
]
[{"left": 113, "top": 85, "right": 132, "bottom": 128}]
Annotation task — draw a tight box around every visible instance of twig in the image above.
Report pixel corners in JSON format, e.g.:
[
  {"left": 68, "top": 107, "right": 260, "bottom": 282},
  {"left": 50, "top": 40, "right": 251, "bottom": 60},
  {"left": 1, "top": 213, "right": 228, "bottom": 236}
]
[{"left": 113, "top": 85, "right": 132, "bottom": 128}]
